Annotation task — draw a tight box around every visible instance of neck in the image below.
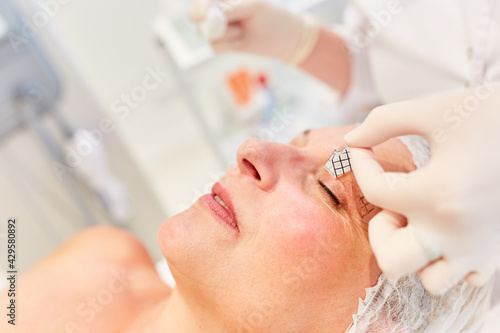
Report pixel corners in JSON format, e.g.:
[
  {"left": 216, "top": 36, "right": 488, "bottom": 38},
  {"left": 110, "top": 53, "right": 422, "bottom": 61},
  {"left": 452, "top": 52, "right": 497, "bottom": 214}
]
[
  {"left": 150, "top": 288, "right": 224, "bottom": 333},
  {"left": 143, "top": 257, "right": 379, "bottom": 333},
  {"left": 143, "top": 287, "right": 360, "bottom": 333}
]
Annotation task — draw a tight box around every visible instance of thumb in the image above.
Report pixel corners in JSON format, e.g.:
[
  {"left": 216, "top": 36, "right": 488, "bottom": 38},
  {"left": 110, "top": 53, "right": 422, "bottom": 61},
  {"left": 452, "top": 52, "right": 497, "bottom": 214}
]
[{"left": 369, "top": 210, "right": 430, "bottom": 280}]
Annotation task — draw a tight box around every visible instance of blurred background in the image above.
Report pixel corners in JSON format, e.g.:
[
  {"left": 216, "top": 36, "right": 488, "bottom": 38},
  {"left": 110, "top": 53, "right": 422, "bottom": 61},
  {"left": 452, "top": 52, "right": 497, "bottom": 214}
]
[{"left": 0, "top": 0, "right": 350, "bottom": 274}]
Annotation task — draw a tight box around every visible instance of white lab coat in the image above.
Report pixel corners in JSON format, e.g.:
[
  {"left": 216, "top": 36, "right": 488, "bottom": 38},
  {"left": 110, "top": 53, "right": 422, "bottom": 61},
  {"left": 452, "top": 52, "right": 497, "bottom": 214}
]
[{"left": 335, "top": 0, "right": 500, "bottom": 113}]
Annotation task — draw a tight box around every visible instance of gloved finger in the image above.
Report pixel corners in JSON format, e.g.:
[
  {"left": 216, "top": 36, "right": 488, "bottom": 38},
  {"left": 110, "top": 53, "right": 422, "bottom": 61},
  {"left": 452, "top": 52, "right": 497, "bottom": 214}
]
[
  {"left": 344, "top": 101, "right": 429, "bottom": 148},
  {"left": 464, "top": 259, "right": 499, "bottom": 286},
  {"left": 418, "top": 260, "right": 466, "bottom": 295},
  {"left": 211, "top": 24, "right": 244, "bottom": 51},
  {"left": 220, "top": 0, "right": 260, "bottom": 22},
  {"left": 349, "top": 147, "right": 412, "bottom": 211},
  {"left": 188, "top": 0, "right": 214, "bottom": 22},
  {"left": 465, "top": 272, "right": 491, "bottom": 287},
  {"left": 369, "top": 210, "right": 430, "bottom": 280}
]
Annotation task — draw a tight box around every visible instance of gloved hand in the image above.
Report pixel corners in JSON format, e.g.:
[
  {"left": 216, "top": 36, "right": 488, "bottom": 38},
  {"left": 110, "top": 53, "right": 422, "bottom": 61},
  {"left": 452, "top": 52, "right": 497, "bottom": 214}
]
[
  {"left": 344, "top": 85, "right": 500, "bottom": 295},
  {"left": 188, "top": 0, "right": 320, "bottom": 65}
]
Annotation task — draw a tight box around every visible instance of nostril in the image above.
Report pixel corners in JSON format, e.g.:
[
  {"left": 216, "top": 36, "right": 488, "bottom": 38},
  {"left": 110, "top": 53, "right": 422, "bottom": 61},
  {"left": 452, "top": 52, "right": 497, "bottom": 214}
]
[{"left": 243, "top": 158, "right": 261, "bottom": 181}]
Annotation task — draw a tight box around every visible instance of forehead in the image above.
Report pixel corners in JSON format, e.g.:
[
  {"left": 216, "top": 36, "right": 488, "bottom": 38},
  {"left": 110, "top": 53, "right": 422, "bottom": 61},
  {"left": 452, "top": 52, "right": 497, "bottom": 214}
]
[
  {"left": 291, "top": 126, "right": 356, "bottom": 163},
  {"left": 296, "top": 126, "right": 417, "bottom": 176}
]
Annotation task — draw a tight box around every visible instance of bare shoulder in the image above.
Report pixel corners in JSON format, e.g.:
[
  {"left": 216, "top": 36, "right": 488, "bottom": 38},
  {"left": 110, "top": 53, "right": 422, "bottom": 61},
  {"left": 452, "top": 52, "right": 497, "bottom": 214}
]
[
  {"left": 0, "top": 226, "right": 171, "bottom": 333},
  {"left": 48, "top": 225, "right": 156, "bottom": 268}
]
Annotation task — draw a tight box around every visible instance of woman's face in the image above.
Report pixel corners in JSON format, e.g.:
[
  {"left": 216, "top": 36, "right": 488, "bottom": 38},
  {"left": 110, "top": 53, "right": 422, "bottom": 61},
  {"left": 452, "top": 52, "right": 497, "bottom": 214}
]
[{"left": 158, "top": 126, "right": 415, "bottom": 332}]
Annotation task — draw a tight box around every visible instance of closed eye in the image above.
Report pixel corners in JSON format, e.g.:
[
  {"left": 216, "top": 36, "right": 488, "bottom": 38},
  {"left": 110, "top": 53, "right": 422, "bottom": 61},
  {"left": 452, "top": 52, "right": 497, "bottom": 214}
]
[{"left": 318, "top": 181, "right": 340, "bottom": 207}]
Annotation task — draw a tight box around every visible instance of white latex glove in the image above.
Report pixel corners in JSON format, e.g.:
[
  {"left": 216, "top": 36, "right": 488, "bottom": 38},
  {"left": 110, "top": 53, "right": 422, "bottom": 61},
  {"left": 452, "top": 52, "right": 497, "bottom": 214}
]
[
  {"left": 344, "top": 85, "right": 500, "bottom": 295},
  {"left": 189, "top": 0, "right": 319, "bottom": 65}
]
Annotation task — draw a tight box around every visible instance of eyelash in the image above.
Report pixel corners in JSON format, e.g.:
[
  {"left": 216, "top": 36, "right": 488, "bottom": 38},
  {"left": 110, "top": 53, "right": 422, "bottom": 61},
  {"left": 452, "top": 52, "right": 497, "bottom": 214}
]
[{"left": 318, "top": 181, "right": 340, "bottom": 207}]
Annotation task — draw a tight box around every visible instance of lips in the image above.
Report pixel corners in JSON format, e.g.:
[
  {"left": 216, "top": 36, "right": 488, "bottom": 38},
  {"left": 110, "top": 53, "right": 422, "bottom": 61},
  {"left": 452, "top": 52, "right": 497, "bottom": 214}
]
[{"left": 200, "top": 182, "right": 239, "bottom": 233}]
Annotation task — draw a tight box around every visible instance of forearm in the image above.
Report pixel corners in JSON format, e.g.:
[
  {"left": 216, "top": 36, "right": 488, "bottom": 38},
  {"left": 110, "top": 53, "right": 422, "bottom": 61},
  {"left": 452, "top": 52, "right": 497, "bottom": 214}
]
[{"left": 298, "top": 26, "right": 351, "bottom": 96}]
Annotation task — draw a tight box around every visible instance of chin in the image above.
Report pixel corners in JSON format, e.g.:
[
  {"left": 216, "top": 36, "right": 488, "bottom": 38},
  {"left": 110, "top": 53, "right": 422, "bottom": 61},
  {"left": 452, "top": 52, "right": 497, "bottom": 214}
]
[
  {"left": 157, "top": 206, "right": 201, "bottom": 261},
  {"left": 157, "top": 198, "right": 239, "bottom": 284}
]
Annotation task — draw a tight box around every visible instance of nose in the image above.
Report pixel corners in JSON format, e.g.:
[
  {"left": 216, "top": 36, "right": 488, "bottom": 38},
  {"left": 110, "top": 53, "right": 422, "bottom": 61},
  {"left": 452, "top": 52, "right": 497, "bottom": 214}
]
[{"left": 236, "top": 138, "right": 308, "bottom": 191}]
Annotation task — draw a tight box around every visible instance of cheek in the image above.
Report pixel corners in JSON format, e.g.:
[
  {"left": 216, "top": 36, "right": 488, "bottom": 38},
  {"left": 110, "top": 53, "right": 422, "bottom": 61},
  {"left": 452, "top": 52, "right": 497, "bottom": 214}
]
[{"left": 260, "top": 191, "right": 351, "bottom": 277}]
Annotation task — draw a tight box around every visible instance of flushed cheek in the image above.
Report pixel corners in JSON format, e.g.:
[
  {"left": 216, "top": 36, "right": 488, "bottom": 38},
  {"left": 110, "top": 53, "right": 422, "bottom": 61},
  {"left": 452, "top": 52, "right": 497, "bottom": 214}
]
[
  {"left": 272, "top": 197, "right": 345, "bottom": 249},
  {"left": 273, "top": 226, "right": 348, "bottom": 294},
  {"left": 260, "top": 200, "right": 348, "bottom": 280}
]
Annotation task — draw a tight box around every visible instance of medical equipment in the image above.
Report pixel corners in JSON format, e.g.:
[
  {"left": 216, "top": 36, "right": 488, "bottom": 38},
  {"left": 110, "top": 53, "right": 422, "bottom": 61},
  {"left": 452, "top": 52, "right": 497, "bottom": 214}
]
[
  {"left": 323, "top": 146, "right": 351, "bottom": 178},
  {"left": 0, "top": 2, "right": 60, "bottom": 134},
  {"left": 155, "top": 0, "right": 214, "bottom": 70},
  {"left": 323, "top": 146, "right": 375, "bottom": 219},
  {"left": 199, "top": 4, "right": 227, "bottom": 41},
  {"left": 67, "top": 130, "right": 134, "bottom": 225},
  {"left": 0, "top": 11, "right": 7, "bottom": 38},
  {"left": 0, "top": 0, "right": 132, "bottom": 226}
]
